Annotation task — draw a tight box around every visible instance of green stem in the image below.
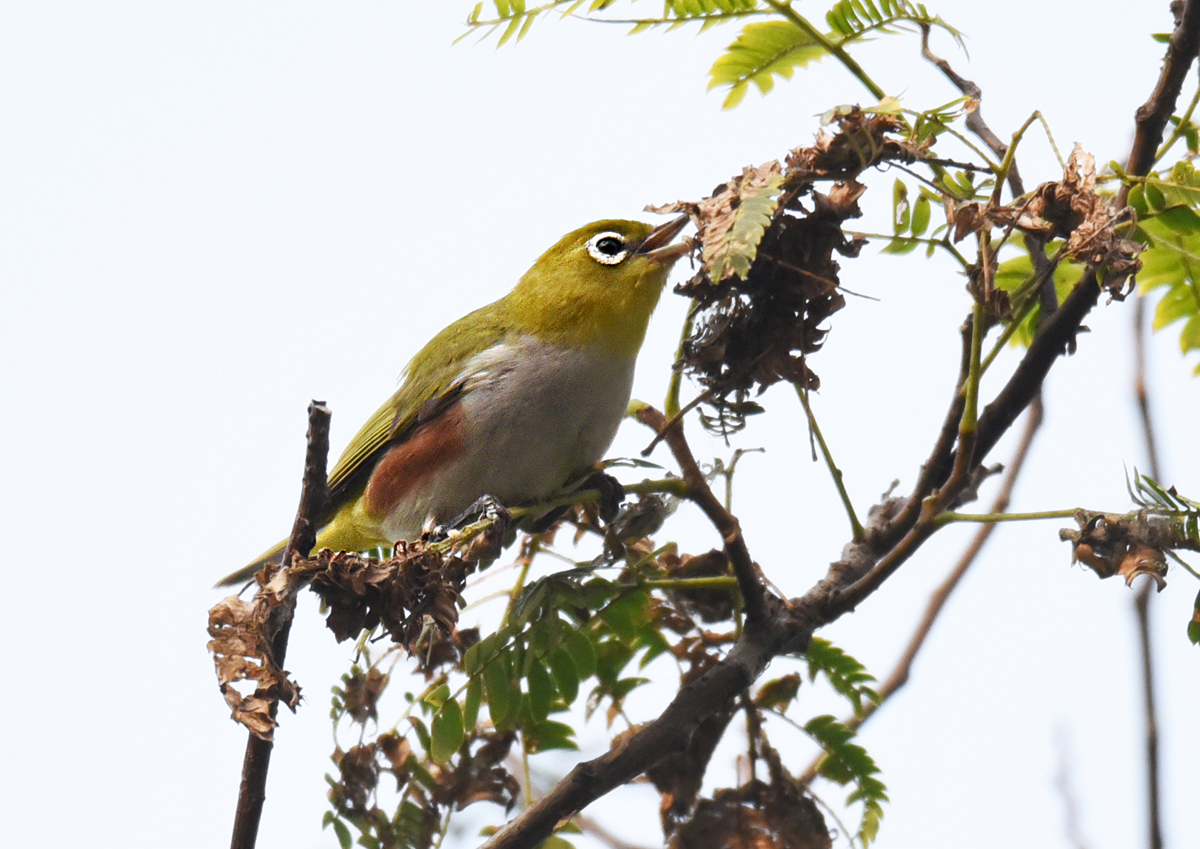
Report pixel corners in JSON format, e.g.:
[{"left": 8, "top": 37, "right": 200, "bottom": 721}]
[
  {"left": 665, "top": 306, "right": 696, "bottom": 420},
  {"left": 764, "top": 0, "right": 886, "bottom": 101},
  {"left": 1154, "top": 65, "right": 1200, "bottom": 162},
  {"left": 935, "top": 508, "right": 1078, "bottom": 528},
  {"left": 961, "top": 301, "right": 985, "bottom": 434},
  {"left": 796, "top": 385, "right": 865, "bottom": 540},
  {"left": 625, "top": 478, "right": 690, "bottom": 497},
  {"left": 989, "top": 111, "right": 1060, "bottom": 205},
  {"left": 642, "top": 576, "right": 739, "bottom": 591},
  {"left": 854, "top": 230, "right": 971, "bottom": 268}
]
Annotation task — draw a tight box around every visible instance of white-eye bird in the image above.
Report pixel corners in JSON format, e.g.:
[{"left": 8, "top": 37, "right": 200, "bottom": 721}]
[{"left": 217, "top": 217, "right": 690, "bottom": 586}]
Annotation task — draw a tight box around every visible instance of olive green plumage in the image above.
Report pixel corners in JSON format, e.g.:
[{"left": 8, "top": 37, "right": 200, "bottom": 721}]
[{"left": 218, "top": 218, "right": 688, "bottom": 587}]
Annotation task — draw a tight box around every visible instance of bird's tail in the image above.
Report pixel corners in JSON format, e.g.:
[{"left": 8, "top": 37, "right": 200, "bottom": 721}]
[{"left": 213, "top": 539, "right": 288, "bottom": 588}]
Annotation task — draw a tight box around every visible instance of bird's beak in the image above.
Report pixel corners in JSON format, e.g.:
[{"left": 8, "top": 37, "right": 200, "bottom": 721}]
[{"left": 635, "top": 215, "right": 692, "bottom": 264}]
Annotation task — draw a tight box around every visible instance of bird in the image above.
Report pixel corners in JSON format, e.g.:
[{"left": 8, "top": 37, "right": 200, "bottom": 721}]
[{"left": 216, "top": 216, "right": 691, "bottom": 587}]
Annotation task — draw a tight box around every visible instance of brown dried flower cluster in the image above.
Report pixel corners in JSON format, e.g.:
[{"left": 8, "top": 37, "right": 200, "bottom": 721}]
[
  {"left": 654, "top": 110, "right": 923, "bottom": 434},
  {"left": 329, "top": 724, "right": 519, "bottom": 842},
  {"left": 1018, "top": 144, "right": 1141, "bottom": 298},
  {"left": 664, "top": 736, "right": 830, "bottom": 849},
  {"left": 209, "top": 514, "right": 508, "bottom": 739},
  {"left": 1060, "top": 510, "right": 1183, "bottom": 591},
  {"left": 208, "top": 590, "right": 302, "bottom": 740}
]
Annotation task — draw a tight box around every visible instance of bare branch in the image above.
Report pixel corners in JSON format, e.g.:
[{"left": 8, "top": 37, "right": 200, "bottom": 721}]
[
  {"left": 229, "top": 401, "right": 331, "bottom": 849},
  {"left": 1122, "top": 0, "right": 1200, "bottom": 201},
  {"left": 1132, "top": 207, "right": 1165, "bottom": 849}
]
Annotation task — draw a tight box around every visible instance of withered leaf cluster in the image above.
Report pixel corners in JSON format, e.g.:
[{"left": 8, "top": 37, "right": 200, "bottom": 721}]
[
  {"left": 330, "top": 725, "right": 519, "bottom": 847},
  {"left": 1020, "top": 144, "right": 1141, "bottom": 299},
  {"left": 209, "top": 515, "right": 507, "bottom": 738},
  {"left": 208, "top": 571, "right": 303, "bottom": 740},
  {"left": 667, "top": 782, "right": 830, "bottom": 849},
  {"left": 662, "top": 548, "right": 736, "bottom": 624},
  {"left": 306, "top": 512, "right": 507, "bottom": 650},
  {"left": 656, "top": 110, "right": 923, "bottom": 435},
  {"left": 665, "top": 744, "right": 831, "bottom": 849},
  {"left": 1060, "top": 510, "right": 1184, "bottom": 591},
  {"left": 952, "top": 143, "right": 1142, "bottom": 305},
  {"left": 310, "top": 542, "right": 473, "bottom": 647}
]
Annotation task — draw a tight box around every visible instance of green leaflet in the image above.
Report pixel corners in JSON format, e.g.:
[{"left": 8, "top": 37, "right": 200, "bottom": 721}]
[{"left": 430, "top": 699, "right": 465, "bottom": 763}]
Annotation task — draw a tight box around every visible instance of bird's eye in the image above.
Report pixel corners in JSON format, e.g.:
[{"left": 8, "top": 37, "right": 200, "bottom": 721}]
[{"left": 586, "top": 232, "right": 630, "bottom": 266}]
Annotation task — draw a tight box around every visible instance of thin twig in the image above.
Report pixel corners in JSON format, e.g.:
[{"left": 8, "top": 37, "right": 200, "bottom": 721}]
[
  {"left": 797, "top": 396, "right": 1043, "bottom": 785},
  {"left": 919, "top": 26, "right": 1057, "bottom": 315},
  {"left": 1133, "top": 190, "right": 1165, "bottom": 849},
  {"left": 796, "top": 385, "right": 865, "bottom": 541},
  {"left": 1133, "top": 580, "right": 1163, "bottom": 849},
  {"left": 636, "top": 405, "right": 767, "bottom": 624},
  {"left": 229, "top": 401, "right": 331, "bottom": 849},
  {"left": 1055, "top": 730, "right": 1092, "bottom": 849}
]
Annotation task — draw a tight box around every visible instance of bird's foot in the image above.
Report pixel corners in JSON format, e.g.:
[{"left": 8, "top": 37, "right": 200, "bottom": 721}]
[
  {"left": 526, "top": 471, "right": 626, "bottom": 534},
  {"left": 428, "top": 495, "right": 512, "bottom": 543}
]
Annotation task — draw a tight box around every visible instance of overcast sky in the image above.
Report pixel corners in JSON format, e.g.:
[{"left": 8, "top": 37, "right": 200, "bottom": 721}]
[{"left": 3, "top": 2, "right": 1199, "bottom": 848}]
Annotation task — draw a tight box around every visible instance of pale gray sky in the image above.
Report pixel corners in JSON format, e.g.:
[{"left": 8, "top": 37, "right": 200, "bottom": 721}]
[{"left": 3, "top": 2, "right": 1198, "bottom": 847}]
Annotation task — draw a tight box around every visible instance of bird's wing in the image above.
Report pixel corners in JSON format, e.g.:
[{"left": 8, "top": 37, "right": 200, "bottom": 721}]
[{"left": 324, "top": 299, "right": 511, "bottom": 507}]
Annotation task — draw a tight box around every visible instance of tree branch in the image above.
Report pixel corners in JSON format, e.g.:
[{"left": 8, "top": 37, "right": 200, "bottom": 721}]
[
  {"left": 797, "top": 396, "right": 1043, "bottom": 785},
  {"left": 636, "top": 405, "right": 768, "bottom": 624},
  {"left": 919, "top": 24, "right": 1056, "bottom": 312},
  {"left": 230, "top": 401, "right": 330, "bottom": 849},
  {"left": 477, "top": 7, "right": 1200, "bottom": 847},
  {"left": 1123, "top": 0, "right": 1200, "bottom": 197}
]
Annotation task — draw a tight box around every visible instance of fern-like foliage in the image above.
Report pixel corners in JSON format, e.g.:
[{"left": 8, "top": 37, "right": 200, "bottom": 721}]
[
  {"left": 709, "top": 0, "right": 963, "bottom": 108},
  {"left": 804, "top": 636, "right": 880, "bottom": 718},
  {"left": 1130, "top": 162, "right": 1200, "bottom": 376},
  {"left": 462, "top": 0, "right": 763, "bottom": 44},
  {"left": 461, "top": 1, "right": 962, "bottom": 108},
  {"left": 1127, "top": 471, "right": 1200, "bottom": 534},
  {"left": 804, "top": 714, "right": 888, "bottom": 846}
]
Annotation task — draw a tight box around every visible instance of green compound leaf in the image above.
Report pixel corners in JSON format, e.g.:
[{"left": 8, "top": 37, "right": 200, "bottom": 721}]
[
  {"left": 805, "top": 714, "right": 888, "bottom": 847},
  {"left": 709, "top": 20, "right": 826, "bottom": 109},
  {"left": 709, "top": 0, "right": 962, "bottom": 109}
]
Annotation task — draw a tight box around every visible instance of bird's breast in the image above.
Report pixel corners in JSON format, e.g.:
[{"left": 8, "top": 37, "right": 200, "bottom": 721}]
[{"left": 375, "top": 336, "right": 637, "bottom": 540}]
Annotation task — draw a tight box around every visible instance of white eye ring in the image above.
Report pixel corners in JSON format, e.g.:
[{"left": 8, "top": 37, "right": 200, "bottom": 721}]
[{"left": 586, "top": 231, "right": 630, "bottom": 266}]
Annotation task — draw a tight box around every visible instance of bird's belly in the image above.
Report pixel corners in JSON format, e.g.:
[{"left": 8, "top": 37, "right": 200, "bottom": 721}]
[{"left": 379, "top": 339, "right": 635, "bottom": 539}]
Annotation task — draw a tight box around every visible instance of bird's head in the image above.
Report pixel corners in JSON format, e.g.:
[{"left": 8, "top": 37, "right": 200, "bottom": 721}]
[{"left": 507, "top": 217, "right": 692, "bottom": 358}]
